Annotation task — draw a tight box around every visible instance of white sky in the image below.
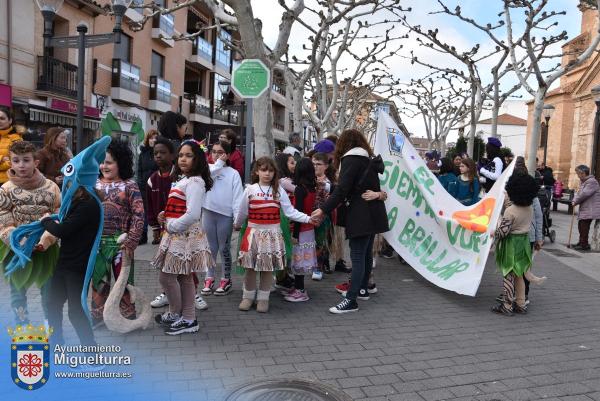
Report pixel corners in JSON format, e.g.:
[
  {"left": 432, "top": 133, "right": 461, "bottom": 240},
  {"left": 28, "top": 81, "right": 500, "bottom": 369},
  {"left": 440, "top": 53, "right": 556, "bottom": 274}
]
[{"left": 252, "top": 0, "right": 583, "bottom": 141}]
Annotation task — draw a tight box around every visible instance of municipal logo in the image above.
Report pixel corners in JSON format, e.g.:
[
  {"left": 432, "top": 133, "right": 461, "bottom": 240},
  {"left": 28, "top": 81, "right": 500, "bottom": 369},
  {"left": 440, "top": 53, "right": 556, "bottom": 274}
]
[
  {"left": 387, "top": 127, "right": 405, "bottom": 157},
  {"left": 8, "top": 324, "right": 52, "bottom": 390}
]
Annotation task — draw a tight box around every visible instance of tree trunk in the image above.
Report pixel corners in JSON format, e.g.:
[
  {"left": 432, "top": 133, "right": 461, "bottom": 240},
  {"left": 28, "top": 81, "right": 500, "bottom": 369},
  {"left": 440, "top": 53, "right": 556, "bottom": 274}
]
[
  {"left": 228, "top": 0, "right": 274, "bottom": 157},
  {"left": 490, "top": 105, "right": 499, "bottom": 138},
  {"left": 526, "top": 89, "right": 547, "bottom": 176}
]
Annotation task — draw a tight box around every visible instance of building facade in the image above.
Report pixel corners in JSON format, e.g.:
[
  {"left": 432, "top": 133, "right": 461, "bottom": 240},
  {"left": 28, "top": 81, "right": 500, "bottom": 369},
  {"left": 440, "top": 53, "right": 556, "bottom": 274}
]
[
  {"left": 0, "top": 0, "right": 292, "bottom": 152},
  {"left": 525, "top": 5, "right": 600, "bottom": 188}
]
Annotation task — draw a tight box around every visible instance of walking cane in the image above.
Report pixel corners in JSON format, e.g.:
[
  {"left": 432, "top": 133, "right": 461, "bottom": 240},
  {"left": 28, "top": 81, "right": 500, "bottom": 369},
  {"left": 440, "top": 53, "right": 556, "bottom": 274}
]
[{"left": 567, "top": 205, "right": 576, "bottom": 248}]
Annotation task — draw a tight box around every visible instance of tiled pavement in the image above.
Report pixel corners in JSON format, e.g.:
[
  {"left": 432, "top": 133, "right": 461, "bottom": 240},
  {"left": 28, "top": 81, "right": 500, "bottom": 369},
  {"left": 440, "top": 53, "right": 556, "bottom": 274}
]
[{"left": 2, "top": 239, "right": 600, "bottom": 401}]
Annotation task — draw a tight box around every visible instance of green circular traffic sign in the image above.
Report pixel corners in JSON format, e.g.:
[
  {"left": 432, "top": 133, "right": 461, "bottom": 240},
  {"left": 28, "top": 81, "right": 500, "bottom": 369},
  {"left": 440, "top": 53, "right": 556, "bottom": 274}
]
[{"left": 232, "top": 59, "right": 271, "bottom": 99}]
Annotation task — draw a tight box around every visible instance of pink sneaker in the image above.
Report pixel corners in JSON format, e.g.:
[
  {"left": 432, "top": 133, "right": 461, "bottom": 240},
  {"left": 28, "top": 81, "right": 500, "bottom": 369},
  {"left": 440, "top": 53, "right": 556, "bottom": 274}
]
[
  {"left": 201, "top": 278, "right": 215, "bottom": 295},
  {"left": 284, "top": 289, "right": 309, "bottom": 302}
]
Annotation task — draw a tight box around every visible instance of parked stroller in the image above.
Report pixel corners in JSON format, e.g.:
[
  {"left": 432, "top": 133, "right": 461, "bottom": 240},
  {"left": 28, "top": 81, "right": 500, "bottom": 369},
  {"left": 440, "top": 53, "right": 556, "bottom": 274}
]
[{"left": 538, "top": 185, "right": 556, "bottom": 243}]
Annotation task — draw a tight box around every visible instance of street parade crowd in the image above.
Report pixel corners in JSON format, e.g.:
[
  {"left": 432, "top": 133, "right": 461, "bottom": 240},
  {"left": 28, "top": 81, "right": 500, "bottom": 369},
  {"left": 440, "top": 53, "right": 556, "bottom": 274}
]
[{"left": 1, "top": 105, "right": 600, "bottom": 346}]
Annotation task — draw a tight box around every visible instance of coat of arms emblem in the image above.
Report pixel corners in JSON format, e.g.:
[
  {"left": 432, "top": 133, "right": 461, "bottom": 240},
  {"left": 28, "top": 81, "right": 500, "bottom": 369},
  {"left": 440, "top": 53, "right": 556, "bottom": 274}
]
[{"left": 8, "top": 324, "right": 52, "bottom": 390}]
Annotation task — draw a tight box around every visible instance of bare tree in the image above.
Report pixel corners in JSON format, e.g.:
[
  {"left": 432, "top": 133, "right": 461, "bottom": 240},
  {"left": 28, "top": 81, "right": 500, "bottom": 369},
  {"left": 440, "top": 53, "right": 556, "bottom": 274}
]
[
  {"left": 280, "top": 1, "right": 407, "bottom": 139},
  {"left": 125, "top": 0, "right": 305, "bottom": 157},
  {"left": 504, "top": 0, "right": 600, "bottom": 174},
  {"left": 399, "top": 74, "right": 470, "bottom": 155}
]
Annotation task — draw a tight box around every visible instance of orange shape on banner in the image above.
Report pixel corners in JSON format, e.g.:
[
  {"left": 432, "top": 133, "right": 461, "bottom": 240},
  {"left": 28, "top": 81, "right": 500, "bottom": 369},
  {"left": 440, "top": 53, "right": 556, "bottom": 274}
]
[{"left": 451, "top": 198, "right": 496, "bottom": 233}]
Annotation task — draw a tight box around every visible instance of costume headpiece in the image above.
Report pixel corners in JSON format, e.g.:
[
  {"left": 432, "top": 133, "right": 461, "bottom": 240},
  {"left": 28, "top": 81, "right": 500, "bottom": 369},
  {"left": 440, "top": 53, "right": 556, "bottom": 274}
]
[{"left": 6, "top": 136, "right": 111, "bottom": 321}]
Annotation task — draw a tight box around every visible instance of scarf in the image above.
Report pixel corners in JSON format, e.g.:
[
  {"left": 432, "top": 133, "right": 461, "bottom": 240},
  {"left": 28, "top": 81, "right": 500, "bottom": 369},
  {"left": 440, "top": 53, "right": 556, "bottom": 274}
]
[
  {"left": 7, "top": 168, "right": 46, "bottom": 190},
  {"left": 0, "top": 127, "right": 14, "bottom": 137}
]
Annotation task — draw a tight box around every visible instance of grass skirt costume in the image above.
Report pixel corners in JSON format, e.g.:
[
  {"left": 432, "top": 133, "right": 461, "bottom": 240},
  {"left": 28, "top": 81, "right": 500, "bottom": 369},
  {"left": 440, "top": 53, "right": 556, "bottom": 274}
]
[
  {"left": 495, "top": 233, "right": 532, "bottom": 277},
  {"left": 91, "top": 233, "right": 136, "bottom": 321},
  {"left": 153, "top": 221, "right": 213, "bottom": 274}
]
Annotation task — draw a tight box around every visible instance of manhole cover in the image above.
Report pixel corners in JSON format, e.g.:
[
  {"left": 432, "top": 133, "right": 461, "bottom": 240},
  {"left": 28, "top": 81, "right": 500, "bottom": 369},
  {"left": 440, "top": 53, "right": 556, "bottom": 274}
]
[
  {"left": 225, "top": 379, "right": 352, "bottom": 401},
  {"left": 544, "top": 248, "right": 581, "bottom": 258}
]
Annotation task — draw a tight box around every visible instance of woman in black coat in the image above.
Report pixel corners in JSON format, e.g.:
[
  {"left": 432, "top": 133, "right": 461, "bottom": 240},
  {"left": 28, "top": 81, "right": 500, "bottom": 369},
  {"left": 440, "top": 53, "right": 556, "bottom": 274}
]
[
  {"left": 312, "top": 129, "right": 389, "bottom": 314},
  {"left": 137, "top": 129, "right": 158, "bottom": 244}
]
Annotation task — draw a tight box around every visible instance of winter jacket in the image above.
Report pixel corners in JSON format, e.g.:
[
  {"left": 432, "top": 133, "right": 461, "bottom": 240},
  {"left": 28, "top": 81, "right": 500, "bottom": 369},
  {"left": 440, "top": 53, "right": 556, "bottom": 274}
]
[
  {"left": 573, "top": 175, "right": 600, "bottom": 220},
  {"left": 0, "top": 127, "right": 22, "bottom": 184},
  {"left": 36, "top": 147, "right": 71, "bottom": 185},
  {"left": 229, "top": 149, "right": 245, "bottom": 181},
  {"left": 137, "top": 145, "right": 157, "bottom": 193},
  {"left": 438, "top": 172, "right": 458, "bottom": 198},
  {"left": 321, "top": 147, "right": 389, "bottom": 239}
]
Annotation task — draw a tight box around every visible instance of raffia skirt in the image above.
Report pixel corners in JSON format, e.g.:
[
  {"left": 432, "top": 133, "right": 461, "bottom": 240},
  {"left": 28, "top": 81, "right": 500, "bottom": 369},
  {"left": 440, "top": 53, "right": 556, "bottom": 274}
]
[
  {"left": 238, "top": 224, "right": 286, "bottom": 272},
  {"left": 495, "top": 233, "right": 532, "bottom": 277},
  {"left": 152, "top": 221, "right": 214, "bottom": 274}
]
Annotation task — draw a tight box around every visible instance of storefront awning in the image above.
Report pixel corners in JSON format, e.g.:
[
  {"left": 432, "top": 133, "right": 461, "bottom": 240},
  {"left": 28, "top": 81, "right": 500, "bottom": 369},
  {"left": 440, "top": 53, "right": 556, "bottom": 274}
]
[{"left": 29, "top": 107, "right": 101, "bottom": 130}]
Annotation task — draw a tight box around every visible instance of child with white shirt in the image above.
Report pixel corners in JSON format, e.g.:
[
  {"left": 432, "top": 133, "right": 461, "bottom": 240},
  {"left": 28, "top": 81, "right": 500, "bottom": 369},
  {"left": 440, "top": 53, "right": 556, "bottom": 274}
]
[
  {"left": 200, "top": 141, "right": 244, "bottom": 296},
  {"left": 234, "top": 157, "right": 314, "bottom": 313},
  {"left": 152, "top": 140, "right": 214, "bottom": 335}
]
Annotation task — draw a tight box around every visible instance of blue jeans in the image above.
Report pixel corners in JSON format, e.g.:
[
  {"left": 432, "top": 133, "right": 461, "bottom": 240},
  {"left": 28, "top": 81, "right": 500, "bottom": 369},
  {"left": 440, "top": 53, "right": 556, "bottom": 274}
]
[
  {"left": 10, "top": 282, "right": 50, "bottom": 325},
  {"left": 346, "top": 234, "right": 375, "bottom": 301}
]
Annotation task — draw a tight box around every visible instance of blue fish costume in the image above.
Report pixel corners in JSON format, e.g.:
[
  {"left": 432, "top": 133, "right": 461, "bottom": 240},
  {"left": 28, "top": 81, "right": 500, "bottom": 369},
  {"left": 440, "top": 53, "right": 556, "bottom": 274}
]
[{"left": 6, "top": 136, "right": 111, "bottom": 321}]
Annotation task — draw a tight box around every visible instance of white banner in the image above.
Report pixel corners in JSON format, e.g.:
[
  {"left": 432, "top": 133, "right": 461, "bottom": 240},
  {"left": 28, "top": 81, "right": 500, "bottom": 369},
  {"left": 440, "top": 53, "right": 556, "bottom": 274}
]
[{"left": 375, "top": 112, "right": 514, "bottom": 296}]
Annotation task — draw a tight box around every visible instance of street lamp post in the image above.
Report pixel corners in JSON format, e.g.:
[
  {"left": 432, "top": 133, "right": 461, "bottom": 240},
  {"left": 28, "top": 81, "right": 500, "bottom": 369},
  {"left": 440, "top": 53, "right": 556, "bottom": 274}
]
[
  {"left": 218, "top": 80, "right": 252, "bottom": 183},
  {"left": 591, "top": 85, "right": 600, "bottom": 177},
  {"left": 541, "top": 104, "right": 555, "bottom": 168},
  {"left": 35, "top": 0, "right": 131, "bottom": 153}
]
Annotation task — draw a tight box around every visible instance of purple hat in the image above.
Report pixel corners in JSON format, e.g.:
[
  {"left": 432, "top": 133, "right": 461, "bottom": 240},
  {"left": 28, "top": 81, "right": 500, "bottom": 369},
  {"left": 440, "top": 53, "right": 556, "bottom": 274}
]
[
  {"left": 314, "top": 139, "right": 335, "bottom": 154},
  {"left": 487, "top": 137, "right": 502, "bottom": 148}
]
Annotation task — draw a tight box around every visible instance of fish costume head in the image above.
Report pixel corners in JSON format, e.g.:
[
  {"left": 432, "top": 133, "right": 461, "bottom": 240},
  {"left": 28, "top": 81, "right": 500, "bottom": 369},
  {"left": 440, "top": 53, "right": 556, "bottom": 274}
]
[{"left": 7, "top": 136, "right": 111, "bottom": 321}]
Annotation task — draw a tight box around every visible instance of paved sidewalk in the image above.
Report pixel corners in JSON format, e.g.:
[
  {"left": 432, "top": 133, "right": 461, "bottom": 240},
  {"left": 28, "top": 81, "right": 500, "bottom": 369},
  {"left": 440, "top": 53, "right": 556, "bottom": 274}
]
[
  {"left": 2, "top": 238, "right": 600, "bottom": 401},
  {"left": 541, "top": 203, "right": 600, "bottom": 282}
]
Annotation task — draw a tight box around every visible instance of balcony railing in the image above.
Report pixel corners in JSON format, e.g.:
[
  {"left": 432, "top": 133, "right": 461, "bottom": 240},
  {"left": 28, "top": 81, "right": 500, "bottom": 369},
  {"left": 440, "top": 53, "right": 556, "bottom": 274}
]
[
  {"left": 153, "top": 13, "right": 174, "bottom": 37},
  {"left": 213, "top": 102, "right": 229, "bottom": 122},
  {"left": 194, "top": 37, "right": 213, "bottom": 61},
  {"left": 149, "top": 76, "right": 172, "bottom": 104},
  {"left": 111, "top": 59, "right": 141, "bottom": 93},
  {"left": 36, "top": 56, "right": 78, "bottom": 98},
  {"left": 272, "top": 83, "right": 286, "bottom": 97},
  {"left": 273, "top": 122, "right": 285, "bottom": 131},
  {"left": 189, "top": 94, "right": 211, "bottom": 117}
]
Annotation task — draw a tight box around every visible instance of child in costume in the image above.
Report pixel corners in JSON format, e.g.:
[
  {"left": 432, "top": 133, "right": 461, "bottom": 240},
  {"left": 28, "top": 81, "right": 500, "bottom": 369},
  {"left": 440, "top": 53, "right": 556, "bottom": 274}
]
[
  {"left": 234, "top": 157, "right": 314, "bottom": 313},
  {"left": 312, "top": 152, "right": 334, "bottom": 277},
  {"left": 0, "top": 141, "right": 61, "bottom": 325},
  {"left": 273, "top": 152, "right": 297, "bottom": 291},
  {"left": 7, "top": 136, "right": 111, "bottom": 338},
  {"left": 284, "top": 158, "right": 318, "bottom": 302},
  {"left": 200, "top": 140, "right": 244, "bottom": 296},
  {"left": 43, "top": 185, "right": 101, "bottom": 345},
  {"left": 492, "top": 172, "right": 539, "bottom": 316},
  {"left": 153, "top": 140, "right": 214, "bottom": 335},
  {"left": 92, "top": 139, "right": 144, "bottom": 326}
]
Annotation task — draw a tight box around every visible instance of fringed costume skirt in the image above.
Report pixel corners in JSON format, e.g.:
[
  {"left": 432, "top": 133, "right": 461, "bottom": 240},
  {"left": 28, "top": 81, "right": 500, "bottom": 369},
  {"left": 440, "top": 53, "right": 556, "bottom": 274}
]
[{"left": 152, "top": 221, "right": 214, "bottom": 274}]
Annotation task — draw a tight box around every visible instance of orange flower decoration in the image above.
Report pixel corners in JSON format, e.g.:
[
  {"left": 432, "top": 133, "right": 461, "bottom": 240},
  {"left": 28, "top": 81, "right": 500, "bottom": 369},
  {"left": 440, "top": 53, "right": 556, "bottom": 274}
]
[{"left": 451, "top": 198, "right": 496, "bottom": 233}]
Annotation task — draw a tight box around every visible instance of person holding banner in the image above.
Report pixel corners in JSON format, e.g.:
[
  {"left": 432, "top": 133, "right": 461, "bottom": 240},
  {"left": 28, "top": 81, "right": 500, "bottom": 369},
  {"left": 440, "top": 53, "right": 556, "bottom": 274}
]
[
  {"left": 492, "top": 172, "right": 539, "bottom": 316},
  {"left": 479, "top": 137, "right": 505, "bottom": 193},
  {"left": 312, "top": 129, "right": 389, "bottom": 314}
]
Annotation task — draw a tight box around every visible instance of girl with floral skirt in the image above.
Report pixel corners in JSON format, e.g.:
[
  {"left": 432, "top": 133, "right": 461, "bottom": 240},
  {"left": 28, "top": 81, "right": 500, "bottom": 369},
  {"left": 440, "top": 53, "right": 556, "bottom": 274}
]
[
  {"left": 234, "top": 157, "right": 314, "bottom": 313},
  {"left": 153, "top": 140, "right": 214, "bottom": 335},
  {"left": 284, "top": 158, "right": 318, "bottom": 302}
]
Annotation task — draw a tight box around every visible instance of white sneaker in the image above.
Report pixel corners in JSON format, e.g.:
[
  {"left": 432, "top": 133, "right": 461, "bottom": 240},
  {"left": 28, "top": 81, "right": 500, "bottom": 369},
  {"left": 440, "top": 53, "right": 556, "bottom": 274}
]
[
  {"left": 151, "top": 293, "right": 169, "bottom": 308},
  {"left": 195, "top": 294, "right": 208, "bottom": 310},
  {"left": 312, "top": 271, "right": 323, "bottom": 281}
]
